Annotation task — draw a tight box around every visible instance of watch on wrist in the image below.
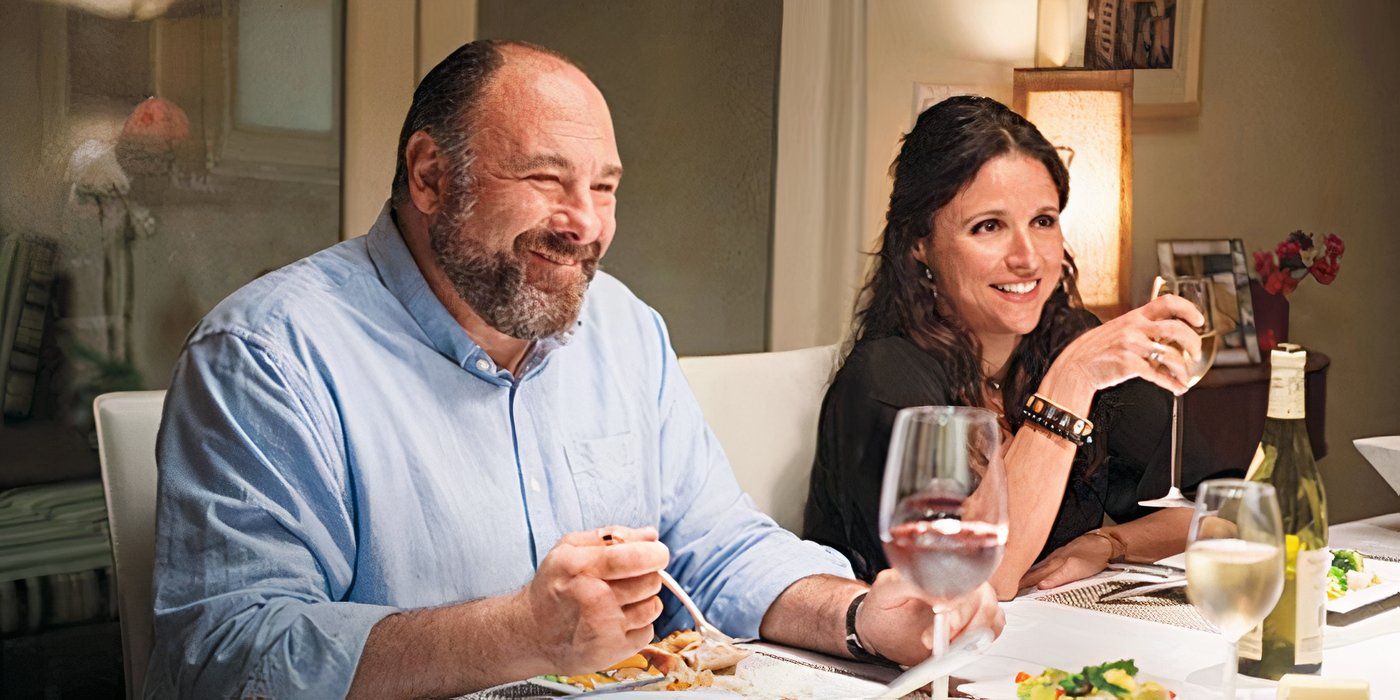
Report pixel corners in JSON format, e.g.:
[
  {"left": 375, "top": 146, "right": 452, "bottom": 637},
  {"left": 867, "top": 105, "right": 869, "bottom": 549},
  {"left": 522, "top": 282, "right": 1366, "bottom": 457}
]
[{"left": 844, "top": 592, "right": 887, "bottom": 664}]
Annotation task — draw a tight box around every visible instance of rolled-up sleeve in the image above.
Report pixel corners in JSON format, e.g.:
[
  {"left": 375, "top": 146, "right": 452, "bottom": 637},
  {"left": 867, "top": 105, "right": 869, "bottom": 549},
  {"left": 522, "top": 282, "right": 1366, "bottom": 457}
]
[
  {"left": 650, "top": 316, "right": 853, "bottom": 639},
  {"left": 146, "top": 329, "right": 396, "bottom": 698}
]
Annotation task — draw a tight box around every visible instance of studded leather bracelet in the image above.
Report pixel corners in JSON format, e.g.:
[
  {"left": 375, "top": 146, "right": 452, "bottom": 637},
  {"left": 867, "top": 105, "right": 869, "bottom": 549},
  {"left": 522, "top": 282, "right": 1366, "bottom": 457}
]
[{"left": 1021, "top": 393, "right": 1094, "bottom": 447}]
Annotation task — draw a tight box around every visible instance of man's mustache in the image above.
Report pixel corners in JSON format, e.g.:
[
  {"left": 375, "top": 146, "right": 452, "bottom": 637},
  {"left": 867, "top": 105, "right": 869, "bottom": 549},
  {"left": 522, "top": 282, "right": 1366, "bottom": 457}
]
[{"left": 515, "top": 229, "right": 601, "bottom": 269}]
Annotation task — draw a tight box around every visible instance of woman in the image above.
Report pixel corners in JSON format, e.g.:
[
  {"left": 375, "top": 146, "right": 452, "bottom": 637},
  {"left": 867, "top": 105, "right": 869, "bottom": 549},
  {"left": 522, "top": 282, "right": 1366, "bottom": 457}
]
[{"left": 803, "top": 96, "right": 1208, "bottom": 599}]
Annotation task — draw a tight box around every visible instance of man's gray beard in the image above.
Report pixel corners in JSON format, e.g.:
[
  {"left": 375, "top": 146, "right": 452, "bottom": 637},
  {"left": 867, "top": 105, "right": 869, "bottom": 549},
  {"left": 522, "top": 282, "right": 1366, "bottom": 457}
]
[{"left": 428, "top": 198, "right": 597, "bottom": 341}]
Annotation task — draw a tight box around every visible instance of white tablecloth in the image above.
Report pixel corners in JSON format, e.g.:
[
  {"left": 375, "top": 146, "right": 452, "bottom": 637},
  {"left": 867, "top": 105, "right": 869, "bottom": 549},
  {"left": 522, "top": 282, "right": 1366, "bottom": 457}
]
[{"left": 950, "top": 513, "right": 1400, "bottom": 699}]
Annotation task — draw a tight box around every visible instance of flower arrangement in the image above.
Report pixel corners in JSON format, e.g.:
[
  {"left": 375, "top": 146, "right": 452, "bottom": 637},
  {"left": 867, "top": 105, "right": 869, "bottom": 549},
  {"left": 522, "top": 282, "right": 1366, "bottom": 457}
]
[{"left": 1252, "top": 230, "right": 1345, "bottom": 296}]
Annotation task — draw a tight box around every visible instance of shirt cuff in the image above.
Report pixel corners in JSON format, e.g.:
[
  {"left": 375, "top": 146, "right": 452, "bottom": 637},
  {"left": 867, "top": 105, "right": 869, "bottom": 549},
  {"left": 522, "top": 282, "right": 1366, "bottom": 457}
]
[{"left": 247, "top": 601, "right": 400, "bottom": 698}]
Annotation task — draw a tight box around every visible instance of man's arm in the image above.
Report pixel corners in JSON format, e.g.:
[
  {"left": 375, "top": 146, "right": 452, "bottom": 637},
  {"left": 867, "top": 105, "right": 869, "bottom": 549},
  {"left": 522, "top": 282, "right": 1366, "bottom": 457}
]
[
  {"left": 156, "top": 331, "right": 669, "bottom": 697},
  {"left": 760, "top": 573, "right": 1004, "bottom": 667},
  {"left": 150, "top": 331, "right": 398, "bottom": 697},
  {"left": 645, "top": 312, "right": 1002, "bottom": 660},
  {"left": 349, "top": 529, "right": 668, "bottom": 698}
]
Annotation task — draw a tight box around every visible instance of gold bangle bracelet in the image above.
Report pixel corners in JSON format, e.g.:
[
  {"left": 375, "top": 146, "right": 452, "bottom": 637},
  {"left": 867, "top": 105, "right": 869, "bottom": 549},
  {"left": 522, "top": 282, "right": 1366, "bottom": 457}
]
[{"left": 1086, "top": 528, "right": 1127, "bottom": 562}]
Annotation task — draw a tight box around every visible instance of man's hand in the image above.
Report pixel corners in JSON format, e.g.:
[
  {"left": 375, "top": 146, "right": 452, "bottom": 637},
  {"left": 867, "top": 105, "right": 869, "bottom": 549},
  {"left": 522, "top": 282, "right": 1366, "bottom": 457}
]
[
  {"left": 510, "top": 526, "right": 669, "bottom": 675},
  {"left": 855, "top": 570, "right": 1003, "bottom": 667}
]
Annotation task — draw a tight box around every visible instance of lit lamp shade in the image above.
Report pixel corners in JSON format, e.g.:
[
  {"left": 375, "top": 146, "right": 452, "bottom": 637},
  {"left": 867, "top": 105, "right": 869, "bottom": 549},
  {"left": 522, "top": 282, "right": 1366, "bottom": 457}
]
[
  {"left": 117, "top": 96, "right": 191, "bottom": 176},
  {"left": 1013, "top": 69, "right": 1133, "bottom": 315}
]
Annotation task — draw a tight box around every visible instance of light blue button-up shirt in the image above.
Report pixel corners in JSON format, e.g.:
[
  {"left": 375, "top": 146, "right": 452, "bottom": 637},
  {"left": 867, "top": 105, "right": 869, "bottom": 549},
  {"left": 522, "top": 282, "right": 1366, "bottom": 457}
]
[{"left": 147, "top": 206, "right": 853, "bottom": 698}]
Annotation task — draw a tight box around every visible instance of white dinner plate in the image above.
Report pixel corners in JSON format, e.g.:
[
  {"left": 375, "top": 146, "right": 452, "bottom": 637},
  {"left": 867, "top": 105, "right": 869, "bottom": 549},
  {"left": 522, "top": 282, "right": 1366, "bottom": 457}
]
[
  {"left": 957, "top": 668, "right": 1180, "bottom": 700},
  {"left": 528, "top": 675, "right": 668, "bottom": 696},
  {"left": 1327, "top": 557, "right": 1400, "bottom": 614}
]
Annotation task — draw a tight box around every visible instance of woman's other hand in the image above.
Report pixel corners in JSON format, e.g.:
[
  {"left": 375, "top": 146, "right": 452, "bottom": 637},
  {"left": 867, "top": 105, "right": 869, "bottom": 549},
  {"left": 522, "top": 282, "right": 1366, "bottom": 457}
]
[
  {"left": 1050, "top": 294, "right": 1206, "bottom": 397},
  {"left": 1017, "top": 531, "right": 1116, "bottom": 591}
]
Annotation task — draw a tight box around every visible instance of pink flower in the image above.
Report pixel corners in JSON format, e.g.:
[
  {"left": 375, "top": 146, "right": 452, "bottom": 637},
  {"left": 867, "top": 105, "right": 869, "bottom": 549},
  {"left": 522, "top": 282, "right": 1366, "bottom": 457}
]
[
  {"left": 1310, "top": 255, "right": 1340, "bottom": 284},
  {"left": 1323, "top": 233, "right": 1345, "bottom": 257},
  {"left": 1253, "top": 250, "right": 1277, "bottom": 278},
  {"left": 1254, "top": 229, "right": 1344, "bottom": 296},
  {"left": 1275, "top": 240, "right": 1304, "bottom": 267}
]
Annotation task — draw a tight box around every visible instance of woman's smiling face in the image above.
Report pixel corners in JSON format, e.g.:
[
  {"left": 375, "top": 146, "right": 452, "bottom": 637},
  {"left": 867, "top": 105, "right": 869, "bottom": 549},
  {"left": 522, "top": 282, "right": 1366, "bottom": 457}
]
[{"left": 916, "top": 152, "right": 1065, "bottom": 340}]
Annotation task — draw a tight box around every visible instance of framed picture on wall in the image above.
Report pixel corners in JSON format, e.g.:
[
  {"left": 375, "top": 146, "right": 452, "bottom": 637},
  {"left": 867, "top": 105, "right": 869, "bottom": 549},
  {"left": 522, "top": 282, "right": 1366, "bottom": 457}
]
[
  {"left": 1156, "top": 238, "right": 1261, "bottom": 365},
  {"left": 1081, "top": 0, "right": 1205, "bottom": 117}
]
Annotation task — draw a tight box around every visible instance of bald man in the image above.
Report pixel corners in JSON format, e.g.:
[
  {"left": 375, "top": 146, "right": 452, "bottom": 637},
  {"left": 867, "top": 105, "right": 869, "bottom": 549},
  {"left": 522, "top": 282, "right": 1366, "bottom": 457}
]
[{"left": 148, "top": 40, "right": 1001, "bottom": 698}]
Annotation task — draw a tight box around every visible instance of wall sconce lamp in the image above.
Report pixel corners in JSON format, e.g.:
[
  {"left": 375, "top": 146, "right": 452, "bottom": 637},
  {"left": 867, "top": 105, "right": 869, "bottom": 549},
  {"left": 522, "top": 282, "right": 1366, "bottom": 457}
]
[{"left": 1013, "top": 68, "right": 1134, "bottom": 316}]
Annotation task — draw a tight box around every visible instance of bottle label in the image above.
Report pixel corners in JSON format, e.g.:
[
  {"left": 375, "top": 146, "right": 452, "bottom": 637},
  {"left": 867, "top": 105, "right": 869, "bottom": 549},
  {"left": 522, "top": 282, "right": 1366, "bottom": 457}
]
[
  {"left": 1267, "top": 365, "right": 1305, "bottom": 419},
  {"left": 1294, "top": 548, "right": 1329, "bottom": 664}
]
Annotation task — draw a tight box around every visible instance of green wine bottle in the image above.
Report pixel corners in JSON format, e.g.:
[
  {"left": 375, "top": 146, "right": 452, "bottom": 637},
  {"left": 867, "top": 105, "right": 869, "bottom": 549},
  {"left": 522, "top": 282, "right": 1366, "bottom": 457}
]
[{"left": 1239, "top": 343, "right": 1328, "bottom": 679}]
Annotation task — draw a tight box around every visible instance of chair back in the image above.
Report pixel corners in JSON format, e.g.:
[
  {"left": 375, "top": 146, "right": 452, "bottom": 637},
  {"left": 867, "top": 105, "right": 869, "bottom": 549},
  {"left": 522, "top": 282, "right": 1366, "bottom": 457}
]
[
  {"left": 94, "top": 390, "right": 166, "bottom": 699},
  {"left": 678, "top": 345, "right": 838, "bottom": 532}
]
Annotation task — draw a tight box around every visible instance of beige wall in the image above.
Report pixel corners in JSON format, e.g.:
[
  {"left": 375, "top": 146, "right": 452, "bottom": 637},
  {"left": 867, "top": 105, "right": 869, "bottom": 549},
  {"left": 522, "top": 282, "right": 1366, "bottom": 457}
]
[
  {"left": 1131, "top": 0, "right": 1400, "bottom": 521},
  {"left": 477, "top": 0, "right": 784, "bottom": 356},
  {"left": 793, "top": 0, "right": 1398, "bottom": 520},
  {"left": 342, "top": 0, "right": 475, "bottom": 239}
]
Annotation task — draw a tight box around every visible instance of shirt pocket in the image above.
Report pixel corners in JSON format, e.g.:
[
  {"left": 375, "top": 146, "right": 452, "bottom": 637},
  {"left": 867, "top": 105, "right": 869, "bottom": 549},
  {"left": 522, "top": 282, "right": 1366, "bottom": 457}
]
[{"left": 566, "top": 431, "right": 648, "bottom": 527}]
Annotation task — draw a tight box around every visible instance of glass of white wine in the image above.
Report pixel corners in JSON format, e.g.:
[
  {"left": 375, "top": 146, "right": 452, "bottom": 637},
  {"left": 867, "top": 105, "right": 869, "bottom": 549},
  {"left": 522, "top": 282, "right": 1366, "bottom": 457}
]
[
  {"left": 1186, "top": 479, "right": 1285, "bottom": 700},
  {"left": 1140, "top": 275, "right": 1220, "bottom": 508}
]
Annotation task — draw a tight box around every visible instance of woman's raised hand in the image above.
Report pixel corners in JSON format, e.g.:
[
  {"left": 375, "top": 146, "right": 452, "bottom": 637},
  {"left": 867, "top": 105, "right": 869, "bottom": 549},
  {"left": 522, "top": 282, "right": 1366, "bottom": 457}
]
[{"left": 1052, "top": 294, "right": 1206, "bottom": 396}]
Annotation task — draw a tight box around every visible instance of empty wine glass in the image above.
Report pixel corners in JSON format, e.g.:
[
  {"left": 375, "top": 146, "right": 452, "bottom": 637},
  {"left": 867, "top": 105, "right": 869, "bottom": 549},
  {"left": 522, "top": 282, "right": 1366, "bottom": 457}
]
[
  {"left": 1185, "top": 479, "right": 1285, "bottom": 700},
  {"left": 879, "top": 407, "right": 1008, "bottom": 700},
  {"left": 1140, "top": 275, "right": 1221, "bottom": 508}
]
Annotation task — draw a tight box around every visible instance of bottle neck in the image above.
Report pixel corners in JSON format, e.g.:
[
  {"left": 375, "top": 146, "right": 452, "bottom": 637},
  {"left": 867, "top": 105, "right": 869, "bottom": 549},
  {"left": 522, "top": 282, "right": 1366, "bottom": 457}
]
[{"left": 1267, "top": 363, "right": 1306, "bottom": 420}]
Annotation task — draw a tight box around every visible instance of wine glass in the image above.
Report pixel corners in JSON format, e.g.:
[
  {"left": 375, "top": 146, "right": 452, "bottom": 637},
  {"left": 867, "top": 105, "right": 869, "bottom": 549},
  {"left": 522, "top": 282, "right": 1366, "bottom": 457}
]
[
  {"left": 879, "top": 407, "right": 1008, "bottom": 700},
  {"left": 1185, "top": 479, "right": 1285, "bottom": 700},
  {"left": 1140, "top": 275, "right": 1221, "bottom": 508}
]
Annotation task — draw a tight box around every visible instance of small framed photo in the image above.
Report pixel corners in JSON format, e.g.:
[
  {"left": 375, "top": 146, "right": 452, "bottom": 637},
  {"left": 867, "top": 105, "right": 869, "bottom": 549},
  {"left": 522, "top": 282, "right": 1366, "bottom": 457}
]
[{"left": 1156, "top": 239, "right": 1261, "bottom": 365}]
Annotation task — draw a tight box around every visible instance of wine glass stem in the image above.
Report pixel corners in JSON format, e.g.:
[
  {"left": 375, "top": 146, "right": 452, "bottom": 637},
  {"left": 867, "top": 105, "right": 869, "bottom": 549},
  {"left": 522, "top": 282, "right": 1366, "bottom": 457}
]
[
  {"left": 1221, "top": 636, "right": 1237, "bottom": 700},
  {"left": 930, "top": 609, "right": 949, "bottom": 700},
  {"left": 1170, "top": 393, "right": 1183, "bottom": 493}
]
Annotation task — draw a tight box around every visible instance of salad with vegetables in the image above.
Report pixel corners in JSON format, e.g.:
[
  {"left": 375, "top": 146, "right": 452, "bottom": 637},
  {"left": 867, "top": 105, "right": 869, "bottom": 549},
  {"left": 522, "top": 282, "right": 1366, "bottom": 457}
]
[
  {"left": 1328, "top": 548, "right": 1382, "bottom": 600},
  {"left": 1015, "top": 659, "right": 1174, "bottom": 699}
]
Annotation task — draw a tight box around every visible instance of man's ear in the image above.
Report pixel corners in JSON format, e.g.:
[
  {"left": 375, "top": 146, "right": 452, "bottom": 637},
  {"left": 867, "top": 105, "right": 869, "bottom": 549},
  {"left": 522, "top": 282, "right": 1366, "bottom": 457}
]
[{"left": 404, "top": 131, "right": 448, "bottom": 216}]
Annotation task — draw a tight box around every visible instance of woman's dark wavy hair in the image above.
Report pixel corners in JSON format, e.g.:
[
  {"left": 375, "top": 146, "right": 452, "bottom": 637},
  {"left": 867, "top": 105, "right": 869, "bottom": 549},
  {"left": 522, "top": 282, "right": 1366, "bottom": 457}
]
[{"left": 852, "top": 95, "right": 1107, "bottom": 467}]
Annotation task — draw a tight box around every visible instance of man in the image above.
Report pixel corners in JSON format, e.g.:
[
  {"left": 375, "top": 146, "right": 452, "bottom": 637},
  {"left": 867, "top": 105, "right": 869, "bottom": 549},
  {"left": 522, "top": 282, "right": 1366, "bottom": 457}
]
[{"left": 148, "top": 40, "right": 1001, "bottom": 698}]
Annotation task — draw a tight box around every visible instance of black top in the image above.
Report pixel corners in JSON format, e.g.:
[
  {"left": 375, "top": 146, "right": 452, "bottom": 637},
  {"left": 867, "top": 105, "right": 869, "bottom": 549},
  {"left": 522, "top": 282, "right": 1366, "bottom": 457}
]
[{"left": 802, "top": 332, "right": 1185, "bottom": 583}]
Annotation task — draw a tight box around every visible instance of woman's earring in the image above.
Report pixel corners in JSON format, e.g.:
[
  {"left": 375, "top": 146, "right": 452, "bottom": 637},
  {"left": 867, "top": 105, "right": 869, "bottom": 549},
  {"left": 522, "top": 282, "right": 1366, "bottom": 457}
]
[
  {"left": 924, "top": 265, "right": 938, "bottom": 298},
  {"left": 925, "top": 266, "right": 934, "bottom": 281}
]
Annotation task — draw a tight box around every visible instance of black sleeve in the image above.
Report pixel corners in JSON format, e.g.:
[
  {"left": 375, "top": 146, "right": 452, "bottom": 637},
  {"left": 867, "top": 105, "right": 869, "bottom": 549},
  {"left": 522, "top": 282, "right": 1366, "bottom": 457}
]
[
  {"left": 1099, "top": 378, "right": 1173, "bottom": 523},
  {"left": 802, "top": 338, "right": 954, "bottom": 582}
]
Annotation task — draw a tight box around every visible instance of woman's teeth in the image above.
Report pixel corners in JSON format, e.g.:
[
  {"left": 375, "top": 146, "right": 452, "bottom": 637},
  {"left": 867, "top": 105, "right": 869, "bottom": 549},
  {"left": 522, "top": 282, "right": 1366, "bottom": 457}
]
[{"left": 992, "top": 280, "right": 1038, "bottom": 295}]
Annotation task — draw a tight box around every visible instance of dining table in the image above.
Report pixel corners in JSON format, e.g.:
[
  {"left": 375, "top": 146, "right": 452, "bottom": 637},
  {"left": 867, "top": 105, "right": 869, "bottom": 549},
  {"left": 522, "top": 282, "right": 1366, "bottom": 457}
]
[{"left": 468, "top": 513, "right": 1400, "bottom": 699}]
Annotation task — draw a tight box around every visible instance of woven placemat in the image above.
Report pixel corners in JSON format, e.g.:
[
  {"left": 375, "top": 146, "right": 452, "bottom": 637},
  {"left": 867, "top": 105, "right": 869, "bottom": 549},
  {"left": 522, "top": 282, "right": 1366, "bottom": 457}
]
[{"left": 1035, "top": 580, "right": 1215, "bottom": 633}]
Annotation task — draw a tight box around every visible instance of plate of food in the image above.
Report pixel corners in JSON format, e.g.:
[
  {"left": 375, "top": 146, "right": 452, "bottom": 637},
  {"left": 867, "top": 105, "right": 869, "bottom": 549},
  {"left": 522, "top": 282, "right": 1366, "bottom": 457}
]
[
  {"left": 958, "top": 659, "right": 1177, "bottom": 700},
  {"left": 532, "top": 629, "right": 752, "bottom": 695},
  {"left": 1326, "top": 548, "right": 1398, "bottom": 614}
]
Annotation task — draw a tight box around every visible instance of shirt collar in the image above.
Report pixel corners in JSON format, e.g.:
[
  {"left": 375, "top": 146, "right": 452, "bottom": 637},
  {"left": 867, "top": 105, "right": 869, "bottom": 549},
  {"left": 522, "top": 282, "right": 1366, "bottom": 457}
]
[{"left": 364, "top": 201, "right": 577, "bottom": 381}]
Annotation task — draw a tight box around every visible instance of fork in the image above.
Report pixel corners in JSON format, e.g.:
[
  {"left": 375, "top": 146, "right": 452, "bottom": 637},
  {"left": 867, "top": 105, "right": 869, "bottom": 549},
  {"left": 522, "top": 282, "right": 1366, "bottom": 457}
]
[
  {"left": 657, "top": 570, "right": 755, "bottom": 644},
  {"left": 599, "top": 530, "right": 753, "bottom": 644}
]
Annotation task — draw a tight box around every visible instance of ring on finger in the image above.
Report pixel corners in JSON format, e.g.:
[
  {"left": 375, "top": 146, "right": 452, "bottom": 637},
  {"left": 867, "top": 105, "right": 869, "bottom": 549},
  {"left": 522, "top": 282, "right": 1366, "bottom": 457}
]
[{"left": 1145, "top": 341, "right": 1170, "bottom": 365}]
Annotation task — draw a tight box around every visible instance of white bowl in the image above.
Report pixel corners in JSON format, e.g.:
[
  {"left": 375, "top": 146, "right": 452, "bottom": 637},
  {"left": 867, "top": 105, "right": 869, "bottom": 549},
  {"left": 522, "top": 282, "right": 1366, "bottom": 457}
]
[{"left": 1355, "top": 435, "right": 1400, "bottom": 496}]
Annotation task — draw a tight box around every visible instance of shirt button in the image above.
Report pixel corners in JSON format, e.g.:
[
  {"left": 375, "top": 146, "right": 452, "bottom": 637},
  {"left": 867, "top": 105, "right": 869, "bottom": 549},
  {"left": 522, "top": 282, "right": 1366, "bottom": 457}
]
[
  {"left": 529, "top": 477, "right": 542, "bottom": 493},
  {"left": 474, "top": 359, "right": 490, "bottom": 372}
]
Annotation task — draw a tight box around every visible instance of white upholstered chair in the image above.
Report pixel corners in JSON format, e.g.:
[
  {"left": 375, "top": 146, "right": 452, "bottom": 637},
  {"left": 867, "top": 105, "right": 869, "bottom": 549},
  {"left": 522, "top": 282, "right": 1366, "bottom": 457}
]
[
  {"left": 678, "top": 345, "right": 839, "bottom": 532},
  {"left": 94, "top": 390, "right": 166, "bottom": 699}
]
